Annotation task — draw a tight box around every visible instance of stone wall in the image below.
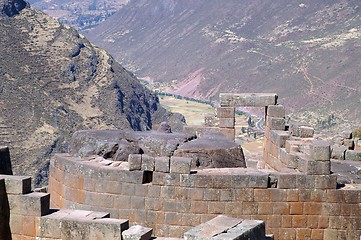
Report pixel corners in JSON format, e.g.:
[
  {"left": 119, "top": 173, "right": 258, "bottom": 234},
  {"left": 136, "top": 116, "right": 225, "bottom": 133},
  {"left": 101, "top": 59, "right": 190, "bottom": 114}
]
[{"left": 49, "top": 154, "right": 361, "bottom": 239}]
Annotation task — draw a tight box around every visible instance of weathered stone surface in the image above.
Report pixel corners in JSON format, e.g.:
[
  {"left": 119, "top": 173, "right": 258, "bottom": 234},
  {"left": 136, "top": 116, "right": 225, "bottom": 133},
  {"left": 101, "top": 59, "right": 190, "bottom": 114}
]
[
  {"left": 0, "top": 175, "right": 31, "bottom": 195},
  {"left": 298, "top": 158, "right": 330, "bottom": 175},
  {"left": 122, "top": 225, "right": 152, "bottom": 240},
  {"left": 141, "top": 154, "right": 155, "bottom": 171},
  {"left": 155, "top": 157, "right": 170, "bottom": 173},
  {"left": 128, "top": 154, "right": 142, "bottom": 171},
  {"left": 184, "top": 215, "right": 241, "bottom": 239},
  {"left": 331, "top": 145, "right": 347, "bottom": 160},
  {"left": 345, "top": 150, "right": 361, "bottom": 161},
  {"left": 170, "top": 157, "right": 192, "bottom": 174},
  {"left": 184, "top": 215, "right": 265, "bottom": 240},
  {"left": 173, "top": 133, "right": 246, "bottom": 169},
  {"left": 220, "top": 93, "right": 277, "bottom": 107},
  {"left": 311, "top": 140, "right": 331, "bottom": 161},
  {"left": 70, "top": 130, "right": 195, "bottom": 159},
  {"left": 212, "top": 220, "right": 266, "bottom": 240},
  {"left": 8, "top": 192, "right": 50, "bottom": 216},
  {"left": 269, "top": 130, "right": 289, "bottom": 148},
  {"left": 266, "top": 105, "right": 285, "bottom": 118},
  {"left": 39, "top": 209, "right": 129, "bottom": 239},
  {"left": 266, "top": 117, "right": 285, "bottom": 130},
  {"left": 216, "top": 107, "right": 235, "bottom": 118}
]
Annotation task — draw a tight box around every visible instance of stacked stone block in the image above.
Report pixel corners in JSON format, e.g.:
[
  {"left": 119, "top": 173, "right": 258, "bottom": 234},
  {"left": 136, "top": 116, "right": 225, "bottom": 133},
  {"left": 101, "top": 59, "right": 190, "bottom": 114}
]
[
  {"left": 48, "top": 153, "right": 361, "bottom": 239},
  {"left": 129, "top": 154, "right": 192, "bottom": 175},
  {"left": 216, "top": 106, "right": 236, "bottom": 139},
  {"left": 332, "top": 131, "right": 361, "bottom": 160},
  {"left": 263, "top": 104, "right": 289, "bottom": 170}
]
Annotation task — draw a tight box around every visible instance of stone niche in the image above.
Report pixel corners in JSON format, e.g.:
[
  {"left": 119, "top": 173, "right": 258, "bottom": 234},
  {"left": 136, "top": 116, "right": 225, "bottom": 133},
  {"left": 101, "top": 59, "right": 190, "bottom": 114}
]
[{"left": 69, "top": 129, "right": 246, "bottom": 169}]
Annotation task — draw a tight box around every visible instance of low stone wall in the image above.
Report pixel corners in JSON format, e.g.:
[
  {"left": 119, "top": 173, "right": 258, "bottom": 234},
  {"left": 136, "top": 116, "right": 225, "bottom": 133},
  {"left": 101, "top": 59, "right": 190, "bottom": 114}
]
[
  {"left": 0, "top": 167, "right": 131, "bottom": 240},
  {"left": 49, "top": 154, "right": 361, "bottom": 239}
]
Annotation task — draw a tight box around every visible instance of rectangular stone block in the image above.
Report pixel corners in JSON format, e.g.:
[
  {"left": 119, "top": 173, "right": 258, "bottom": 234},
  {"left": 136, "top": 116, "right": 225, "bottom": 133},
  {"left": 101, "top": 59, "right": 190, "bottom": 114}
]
[
  {"left": 184, "top": 215, "right": 241, "bottom": 239},
  {"left": 331, "top": 145, "right": 347, "bottom": 160},
  {"left": 216, "top": 107, "right": 235, "bottom": 118},
  {"left": 311, "top": 140, "right": 331, "bottom": 161},
  {"left": 270, "top": 130, "right": 289, "bottom": 147},
  {"left": 345, "top": 150, "right": 361, "bottom": 161},
  {"left": 220, "top": 93, "right": 277, "bottom": 107},
  {"left": 248, "top": 172, "right": 269, "bottom": 188},
  {"left": 219, "top": 128, "right": 235, "bottom": 140},
  {"left": 152, "top": 172, "right": 180, "bottom": 186},
  {"left": 128, "top": 154, "right": 142, "bottom": 171},
  {"left": 122, "top": 225, "right": 152, "bottom": 240},
  {"left": 285, "top": 140, "right": 303, "bottom": 153},
  {"left": 170, "top": 157, "right": 192, "bottom": 174},
  {"left": 218, "top": 118, "right": 235, "bottom": 128},
  {"left": 9, "top": 192, "right": 50, "bottom": 216},
  {"left": 266, "top": 105, "right": 285, "bottom": 118},
  {"left": 314, "top": 175, "right": 337, "bottom": 189},
  {"left": 298, "top": 159, "right": 330, "bottom": 175},
  {"left": 279, "top": 148, "right": 289, "bottom": 165},
  {"left": 277, "top": 173, "right": 299, "bottom": 189},
  {"left": 299, "top": 126, "right": 314, "bottom": 138},
  {"left": 155, "top": 157, "right": 170, "bottom": 173},
  {"left": 141, "top": 154, "right": 155, "bottom": 171},
  {"left": 266, "top": 117, "right": 285, "bottom": 130},
  {"left": 0, "top": 175, "right": 31, "bottom": 195}
]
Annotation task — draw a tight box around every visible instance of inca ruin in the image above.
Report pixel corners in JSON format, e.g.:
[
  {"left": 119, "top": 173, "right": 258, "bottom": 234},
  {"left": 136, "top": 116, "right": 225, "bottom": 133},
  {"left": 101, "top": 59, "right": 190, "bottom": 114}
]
[{"left": 1, "top": 93, "right": 361, "bottom": 240}]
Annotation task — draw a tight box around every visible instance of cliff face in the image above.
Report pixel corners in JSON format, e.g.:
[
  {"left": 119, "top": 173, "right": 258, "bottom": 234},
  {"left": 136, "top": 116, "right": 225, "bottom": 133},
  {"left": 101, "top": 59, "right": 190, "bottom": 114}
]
[
  {"left": 87, "top": 0, "right": 361, "bottom": 119},
  {"left": 0, "top": 0, "right": 183, "bottom": 185}
]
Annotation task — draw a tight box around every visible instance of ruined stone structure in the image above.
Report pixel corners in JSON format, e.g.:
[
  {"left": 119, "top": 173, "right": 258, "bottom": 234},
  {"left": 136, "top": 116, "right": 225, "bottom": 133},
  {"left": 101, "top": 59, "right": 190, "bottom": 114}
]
[
  {"left": 0, "top": 146, "right": 266, "bottom": 240},
  {"left": 2, "top": 93, "right": 361, "bottom": 239}
]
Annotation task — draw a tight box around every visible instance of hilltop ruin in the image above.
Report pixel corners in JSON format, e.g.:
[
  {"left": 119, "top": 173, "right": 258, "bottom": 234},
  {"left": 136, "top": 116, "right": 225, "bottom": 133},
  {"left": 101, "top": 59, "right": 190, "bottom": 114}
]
[{"left": 1, "top": 93, "right": 361, "bottom": 239}]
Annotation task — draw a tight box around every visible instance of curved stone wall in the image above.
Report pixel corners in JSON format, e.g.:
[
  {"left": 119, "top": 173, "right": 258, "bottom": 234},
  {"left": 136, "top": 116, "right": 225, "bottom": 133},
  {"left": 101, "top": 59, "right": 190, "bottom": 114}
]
[{"left": 49, "top": 154, "right": 361, "bottom": 239}]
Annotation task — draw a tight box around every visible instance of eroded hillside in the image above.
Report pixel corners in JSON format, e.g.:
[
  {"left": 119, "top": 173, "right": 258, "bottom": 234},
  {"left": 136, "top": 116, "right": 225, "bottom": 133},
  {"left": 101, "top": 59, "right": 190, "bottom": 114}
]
[
  {"left": 0, "top": 0, "right": 183, "bottom": 185},
  {"left": 87, "top": 0, "right": 361, "bottom": 121}
]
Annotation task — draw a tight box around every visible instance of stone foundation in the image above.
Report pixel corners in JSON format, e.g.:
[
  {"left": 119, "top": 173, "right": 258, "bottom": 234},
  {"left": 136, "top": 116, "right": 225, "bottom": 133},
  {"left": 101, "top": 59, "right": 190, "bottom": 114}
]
[{"left": 49, "top": 154, "right": 361, "bottom": 239}]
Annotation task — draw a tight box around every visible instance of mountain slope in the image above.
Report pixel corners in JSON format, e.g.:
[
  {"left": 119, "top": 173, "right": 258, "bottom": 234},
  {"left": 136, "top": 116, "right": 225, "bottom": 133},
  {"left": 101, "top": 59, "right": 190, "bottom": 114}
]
[
  {"left": 87, "top": 0, "right": 361, "bottom": 120},
  {"left": 0, "top": 0, "right": 183, "bottom": 185}
]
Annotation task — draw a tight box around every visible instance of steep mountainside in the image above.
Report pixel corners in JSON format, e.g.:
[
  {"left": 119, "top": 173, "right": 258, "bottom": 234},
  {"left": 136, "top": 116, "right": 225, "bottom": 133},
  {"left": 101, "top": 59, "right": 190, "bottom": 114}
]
[
  {"left": 0, "top": 0, "right": 183, "bottom": 185},
  {"left": 87, "top": 0, "right": 361, "bottom": 120}
]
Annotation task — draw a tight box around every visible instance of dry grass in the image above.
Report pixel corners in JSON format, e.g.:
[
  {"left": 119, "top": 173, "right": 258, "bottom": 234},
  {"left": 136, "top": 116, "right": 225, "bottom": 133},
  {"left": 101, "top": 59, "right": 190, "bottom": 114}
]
[{"left": 159, "top": 96, "right": 215, "bottom": 125}]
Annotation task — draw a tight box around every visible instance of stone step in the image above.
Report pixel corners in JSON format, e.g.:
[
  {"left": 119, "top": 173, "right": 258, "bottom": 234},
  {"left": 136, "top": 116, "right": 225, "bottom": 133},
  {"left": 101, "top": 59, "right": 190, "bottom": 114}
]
[
  {"left": 39, "top": 209, "right": 129, "bottom": 239},
  {"left": 122, "top": 225, "right": 153, "bottom": 240},
  {"left": 184, "top": 215, "right": 265, "bottom": 240}
]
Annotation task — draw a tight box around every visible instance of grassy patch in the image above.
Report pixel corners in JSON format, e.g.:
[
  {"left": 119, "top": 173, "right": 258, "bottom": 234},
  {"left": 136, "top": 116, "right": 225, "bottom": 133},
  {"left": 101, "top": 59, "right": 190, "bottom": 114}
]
[{"left": 158, "top": 96, "right": 215, "bottom": 125}]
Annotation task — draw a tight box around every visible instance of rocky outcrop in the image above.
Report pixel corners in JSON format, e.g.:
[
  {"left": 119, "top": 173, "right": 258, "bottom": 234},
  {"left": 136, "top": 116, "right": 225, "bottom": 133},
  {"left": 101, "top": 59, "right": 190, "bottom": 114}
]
[
  {"left": 0, "top": 0, "right": 184, "bottom": 186},
  {"left": 0, "top": 0, "right": 28, "bottom": 17},
  {"left": 69, "top": 130, "right": 246, "bottom": 169}
]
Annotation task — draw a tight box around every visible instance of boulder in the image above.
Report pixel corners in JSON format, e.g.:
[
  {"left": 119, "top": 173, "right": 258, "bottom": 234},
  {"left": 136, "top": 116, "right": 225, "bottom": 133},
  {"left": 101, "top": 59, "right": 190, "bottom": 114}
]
[{"left": 173, "top": 133, "right": 246, "bottom": 169}]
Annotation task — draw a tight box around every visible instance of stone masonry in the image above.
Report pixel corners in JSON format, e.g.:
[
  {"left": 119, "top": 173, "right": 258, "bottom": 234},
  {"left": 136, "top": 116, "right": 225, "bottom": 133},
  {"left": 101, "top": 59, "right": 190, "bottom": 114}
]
[
  {"left": 4, "top": 93, "right": 361, "bottom": 239},
  {"left": 0, "top": 145, "right": 267, "bottom": 240}
]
